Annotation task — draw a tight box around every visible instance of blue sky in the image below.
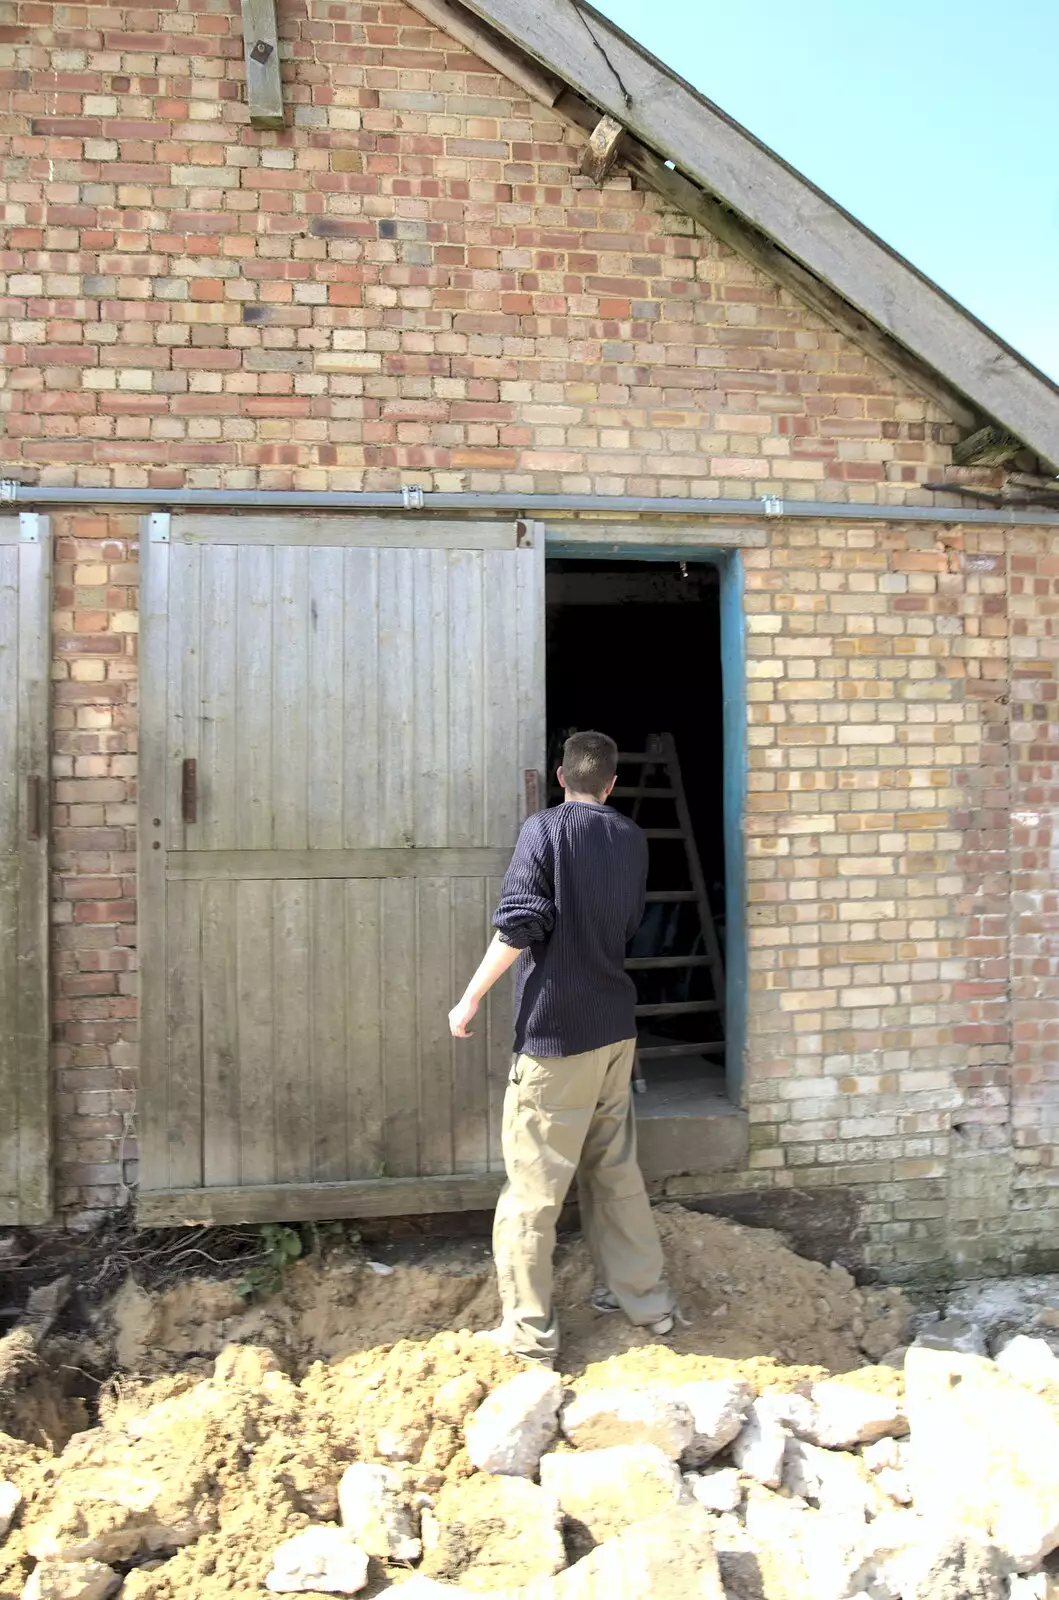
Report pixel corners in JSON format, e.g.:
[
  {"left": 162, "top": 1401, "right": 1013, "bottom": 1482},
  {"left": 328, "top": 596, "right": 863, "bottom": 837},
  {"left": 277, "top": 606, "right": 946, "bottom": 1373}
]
[{"left": 595, "top": 0, "right": 1059, "bottom": 383}]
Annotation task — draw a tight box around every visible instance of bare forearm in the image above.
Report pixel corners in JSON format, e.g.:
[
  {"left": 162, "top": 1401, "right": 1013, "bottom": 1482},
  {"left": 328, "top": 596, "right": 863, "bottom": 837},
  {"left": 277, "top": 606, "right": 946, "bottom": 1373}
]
[
  {"left": 462, "top": 933, "right": 520, "bottom": 1003},
  {"left": 449, "top": 934, "right": 520, "bottom": 1038}
]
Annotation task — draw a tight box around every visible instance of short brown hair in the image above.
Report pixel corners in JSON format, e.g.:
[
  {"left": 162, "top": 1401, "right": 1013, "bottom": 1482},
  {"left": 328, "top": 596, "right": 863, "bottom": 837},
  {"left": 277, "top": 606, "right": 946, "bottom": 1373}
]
[{"left": 561, "top": 730, "right": 618, "bottom": 797}]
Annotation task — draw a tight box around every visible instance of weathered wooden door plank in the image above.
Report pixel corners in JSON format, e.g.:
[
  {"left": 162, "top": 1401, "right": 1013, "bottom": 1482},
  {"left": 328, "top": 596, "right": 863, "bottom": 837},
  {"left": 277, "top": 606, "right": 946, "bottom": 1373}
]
[
  {"left": 240, "top": 0, "right": 284, "bottom": 130},
  {"left": 308, "top": 547, "right": 345, "bottom": 849},
  {"left": 138, "top": 520, "right": 172, "bottom": 1192},
  {"left": 166, "top": 878, "right": 203, "bottom": 1189},
  {"left": 236, "top": 878, "right": 276, "bottom": 1185},
  {"left": 0, "top": 552, "right": 19, "bottom": 1206},
  {"left": 417, "top": 877, "right": 455, "bottom": 1177},
  {"left": 346, "top": 879, "right": 384, "bottom": 1179},
  {"left": 166, "top": 847, "right": 516, "bottom": 879},
  {"left": 380, "top": 876, "right": 419, "bottom": 1176},
  {"left": 378, "top": 548, "right": 416, "bottom": 850},
  {"left": 0, "top": 518, "right": 52, "bottom": 1222},
  {"left": 273, "top": 546, "right": 310, "bottom": 851},
  {"left": 138, "top": 1172, "right": 506, "bottom": 1227},
  {"left": 274, "top": 880, "right": 313, "bottom": 1183},
  {"left": 343, "top": 547, "right": 380, "bottom": 849},
  {"left": 201, "top": 879, "right": 240, "bottom": 1186},
  {"left": 171, "top": 516, "right": 521, "bottom": 548},
  {"left": 310, "top": 877, "right": 349, "bottom": 1183}
]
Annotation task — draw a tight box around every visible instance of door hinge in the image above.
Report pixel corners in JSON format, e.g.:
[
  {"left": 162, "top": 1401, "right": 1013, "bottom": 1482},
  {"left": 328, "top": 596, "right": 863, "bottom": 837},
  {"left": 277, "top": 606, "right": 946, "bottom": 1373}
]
[{"left": 148, "top": 512, "right": 171, "bottom": 543}]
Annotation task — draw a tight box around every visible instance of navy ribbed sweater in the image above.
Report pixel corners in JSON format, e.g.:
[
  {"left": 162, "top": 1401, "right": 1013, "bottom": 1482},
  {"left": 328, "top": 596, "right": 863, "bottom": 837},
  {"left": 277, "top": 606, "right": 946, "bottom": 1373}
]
[{"left": 493, "top": 801, "right": 648, "bottom": 1058}]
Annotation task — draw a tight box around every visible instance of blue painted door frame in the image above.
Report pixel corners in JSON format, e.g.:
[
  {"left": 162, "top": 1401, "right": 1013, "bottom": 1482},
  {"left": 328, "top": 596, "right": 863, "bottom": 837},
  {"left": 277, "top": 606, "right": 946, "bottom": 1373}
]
[{"left": 545, "top": 541, "right": 747, "bottom": 1108}]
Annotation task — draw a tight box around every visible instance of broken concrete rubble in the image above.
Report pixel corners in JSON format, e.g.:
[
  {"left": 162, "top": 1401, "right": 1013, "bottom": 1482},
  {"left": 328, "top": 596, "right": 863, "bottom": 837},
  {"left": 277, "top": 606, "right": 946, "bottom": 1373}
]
[
  {"left": 782, "top": 1436, "right": 882, "bottom": 1521},
  {"left": 264, "top": 1526, "right": 369, "bottom": 1595},
  {"left": 903, "top": 1529, "right": 1011, "bottom": 1600},
  {"left": 547, "top": 1504, "right": 725, "bottom": 1600},
  {"left": 912, "top": 1315, "right": 988, "bottom": 1357},
  {"left": 730, "top": 1399, "right": 787, "bottom": 1488},
  {"left": 677, "top": 1377, "right": 754, "bottom": 1467},
  {"left": 463, "top": 1367, "right": 562, "bottom": 1478},
  {"left": 21, "top": 1560, "right": 121, "bottom": 1600},
  {"left": 420, "top": 1473, "right": 565, "bottom": 1590},
  {"left": 0, "top": 1479, "right": 21, "bottom": 1540},
  {"left": 686, "top": 1465, "right": 742, "bottom": 1513},
  {"left": 539, "top": 1443, "right": 685, "bottom": 1547},
  {"left": 905, "top": 1345, "right": 1059, "bottom": 1569},
  {"left": 559, "top": 1387, "right": 694, "bottom": 1459},
  {"left": 338, "top": 1462, "right": 421, "bottom": 1563},
  {"left": 995, "top": 1335, "right": 1059, "bottom": 1391},
  {"left": 800, "top": 1379, "right": 907, "bottom": 1449}
]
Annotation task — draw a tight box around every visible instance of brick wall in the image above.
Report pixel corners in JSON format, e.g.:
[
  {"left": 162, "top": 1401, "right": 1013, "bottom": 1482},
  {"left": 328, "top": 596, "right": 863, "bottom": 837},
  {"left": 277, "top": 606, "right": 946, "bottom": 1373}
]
[{"left": 2, "top": 0, "right": 1056, "bottom": 1272}]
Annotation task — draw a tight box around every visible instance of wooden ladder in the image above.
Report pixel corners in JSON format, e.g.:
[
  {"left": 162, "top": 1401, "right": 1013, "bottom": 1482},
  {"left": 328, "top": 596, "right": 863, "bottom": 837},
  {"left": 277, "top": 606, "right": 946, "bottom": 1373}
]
[{"left": 617, "top": 733, "right": 726, "bottom": 1092}]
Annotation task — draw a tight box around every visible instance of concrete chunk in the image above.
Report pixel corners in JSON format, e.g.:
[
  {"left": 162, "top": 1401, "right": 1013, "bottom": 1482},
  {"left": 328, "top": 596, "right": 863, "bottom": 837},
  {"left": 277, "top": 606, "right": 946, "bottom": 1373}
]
[
  {"left": 678, "top": 1379, "right": 754, "bottom": 1467},
  {"left": 905, "top": 1345, "right": 1059, "bottom": 1569},
  {"left": 996, "top": 1335, "right": 1059, "bottom": 1392},
  {"left": 464, "top": 1367, "right": 562, "bottom": 1478},
  {"left": 22, "top": 1561, "right": 120, "bottom": 1600},
  {"left": 420, "top": 1474, "right": 564, "bottom": 1590},
  {"left": 803, "top": 1380, "right": 906, "bottom": 1449},
  {"left": 686, "top": 1467, "right": 742, "bottom": 1513},
  {"left": 540, "top": 1444, "right": 684, "bottom": 1546},
  {"left": 265, "top": 1526, "right": 369, "bottom": 1594},
  {"left": 551, "top": 1505, "right": 725, "bottom": 1599},
  {"left": 731, "top": 1401, "right": 787, "bottom": 1489},
  {"left": 338, "top": 1462, "right": 421, "bottom": 1563},
  {"left": 0, "top": 1480, "right": 21, "bottom": 1541},
  {"left": 560, "top": 1387, "right": 694, "bottom": 1460}
]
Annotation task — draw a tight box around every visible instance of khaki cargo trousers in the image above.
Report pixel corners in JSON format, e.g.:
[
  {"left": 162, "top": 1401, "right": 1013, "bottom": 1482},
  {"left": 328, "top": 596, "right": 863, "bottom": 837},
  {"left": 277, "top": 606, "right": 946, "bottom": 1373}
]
[{"left": 492, "top": 1037, "right": 673, "bottom": 1361}]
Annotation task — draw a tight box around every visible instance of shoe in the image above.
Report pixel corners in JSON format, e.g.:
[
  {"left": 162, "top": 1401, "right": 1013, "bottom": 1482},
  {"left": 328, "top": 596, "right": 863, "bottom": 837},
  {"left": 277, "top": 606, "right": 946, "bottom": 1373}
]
[
  {"left": 589, "top": 1287, "right": 621, "bottom": 1314},
  {"left": 590, "top": 1288, "right": 679, "bottom": 1336}
]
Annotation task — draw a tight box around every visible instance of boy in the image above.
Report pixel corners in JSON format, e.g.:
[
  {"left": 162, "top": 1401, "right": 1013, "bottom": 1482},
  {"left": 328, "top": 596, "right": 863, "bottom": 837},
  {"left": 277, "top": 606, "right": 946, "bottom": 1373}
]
[{"left": 448, "top": 730, "right": 674, "bottom": 1363}]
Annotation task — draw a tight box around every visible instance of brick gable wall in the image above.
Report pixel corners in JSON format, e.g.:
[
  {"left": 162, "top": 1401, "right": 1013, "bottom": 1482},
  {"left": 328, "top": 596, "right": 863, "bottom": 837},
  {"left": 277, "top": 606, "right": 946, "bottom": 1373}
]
[{"left": 2, "top": 0, "right": 1057, "bottom": 1274}]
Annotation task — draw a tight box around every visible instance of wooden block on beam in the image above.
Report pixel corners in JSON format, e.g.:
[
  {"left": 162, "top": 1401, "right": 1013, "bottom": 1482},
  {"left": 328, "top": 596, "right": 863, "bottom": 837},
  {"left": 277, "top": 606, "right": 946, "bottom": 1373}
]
[
  {"left": 241, "top": 0, "right": 284, "bottom": 130},
  {"left": 579, "top": 114, "right": 624, "bottom": 186}
]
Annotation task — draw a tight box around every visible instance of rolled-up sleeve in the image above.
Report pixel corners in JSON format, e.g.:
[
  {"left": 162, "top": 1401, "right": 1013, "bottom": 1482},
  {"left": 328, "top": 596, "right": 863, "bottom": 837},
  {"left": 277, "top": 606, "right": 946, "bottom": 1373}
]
[{"left": 493, "top": 815, "right": 556, "bottom": 950}]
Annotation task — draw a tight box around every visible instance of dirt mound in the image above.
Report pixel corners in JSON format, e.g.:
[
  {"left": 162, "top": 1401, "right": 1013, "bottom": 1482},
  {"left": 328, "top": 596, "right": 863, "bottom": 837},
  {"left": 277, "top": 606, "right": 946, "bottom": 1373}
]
[
  {"left": 0, "top": 1206, "right": 911, "bottom": 1598},
  {"left": 102, "top": 1206, "right": 906, "bottom": 1384}
]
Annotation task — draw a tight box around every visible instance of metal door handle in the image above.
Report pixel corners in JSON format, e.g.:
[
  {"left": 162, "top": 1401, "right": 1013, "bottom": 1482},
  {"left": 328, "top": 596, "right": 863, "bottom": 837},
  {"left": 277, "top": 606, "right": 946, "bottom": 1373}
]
[
  {"left": 26, "top": 775, "right": 42, "bottom": 841},
  {"left": 524, "top": 769, "right": 541, "bottom": 815},
  {"left": 181, "top": 758, "right": 198, "bottom": 824}
]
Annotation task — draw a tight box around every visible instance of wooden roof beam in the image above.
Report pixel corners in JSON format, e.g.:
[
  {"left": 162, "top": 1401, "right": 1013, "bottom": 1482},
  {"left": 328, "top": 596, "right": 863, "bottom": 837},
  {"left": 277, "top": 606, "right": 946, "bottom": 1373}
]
[{"left": 241, "top": 0, "right": 284, "bottom": 130}]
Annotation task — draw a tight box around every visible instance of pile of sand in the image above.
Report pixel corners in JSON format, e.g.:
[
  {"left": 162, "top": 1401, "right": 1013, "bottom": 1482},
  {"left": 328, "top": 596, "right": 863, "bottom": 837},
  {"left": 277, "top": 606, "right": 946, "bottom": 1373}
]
[
  {"left": 104, "top": 1205, "right": 908, "bottom": 1381},
  {"left": 0, "top": 1205, "right": 910, "bottom": 1599}
]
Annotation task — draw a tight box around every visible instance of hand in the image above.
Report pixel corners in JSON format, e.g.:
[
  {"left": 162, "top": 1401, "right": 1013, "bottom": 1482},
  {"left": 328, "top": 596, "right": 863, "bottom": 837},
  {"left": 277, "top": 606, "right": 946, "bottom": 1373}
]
[{"left": 448, "top": 994, "right": 479, "bottom": 1038}]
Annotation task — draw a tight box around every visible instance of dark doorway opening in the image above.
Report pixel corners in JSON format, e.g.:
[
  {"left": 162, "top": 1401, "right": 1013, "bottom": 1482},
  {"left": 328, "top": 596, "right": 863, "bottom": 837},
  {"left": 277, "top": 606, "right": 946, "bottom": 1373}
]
[{"left": 546, "top": 558, "right": 728, "bottom": 1109}]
